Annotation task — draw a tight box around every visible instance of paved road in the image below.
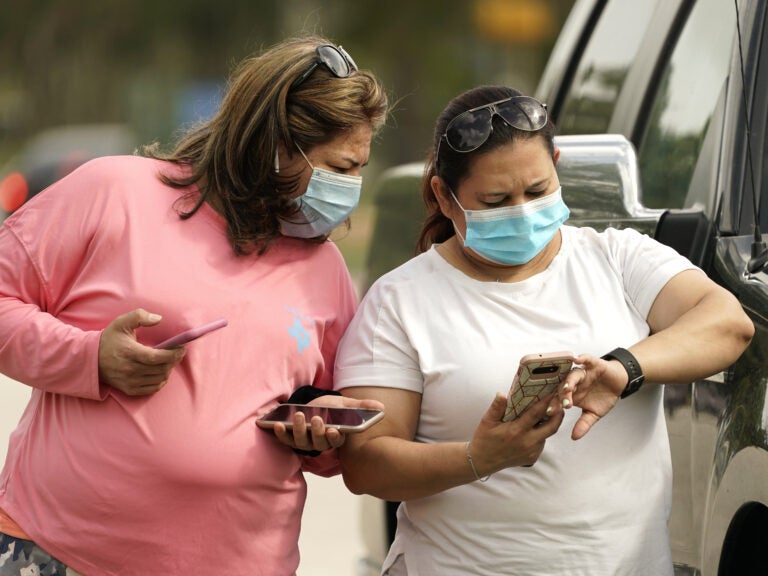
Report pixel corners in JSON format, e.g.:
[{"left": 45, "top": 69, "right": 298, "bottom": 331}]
[{"left": 0, "top": 374, "right": 375, "bottom": 576}]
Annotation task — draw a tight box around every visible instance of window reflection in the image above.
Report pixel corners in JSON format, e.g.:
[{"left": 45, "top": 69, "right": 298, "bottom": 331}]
[
  {"left": 558, "top": 0, "right": 660, "bottom": 135},
  {"left": 637, "top": 0, "right": 735, "bottom": 209}
]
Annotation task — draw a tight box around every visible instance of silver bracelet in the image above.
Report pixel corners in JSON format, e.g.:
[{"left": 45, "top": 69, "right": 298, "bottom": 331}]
[{"left": 465, "top": 441, "right": 490, "bottom": 482}]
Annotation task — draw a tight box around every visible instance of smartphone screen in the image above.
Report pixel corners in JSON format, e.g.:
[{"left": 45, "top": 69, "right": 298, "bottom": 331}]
[
  {"left": 503, "top": 351, "right": 575, "bottom": 421},
  {"left": 256, "top": 403, "right": 384, "bottom": 433}
]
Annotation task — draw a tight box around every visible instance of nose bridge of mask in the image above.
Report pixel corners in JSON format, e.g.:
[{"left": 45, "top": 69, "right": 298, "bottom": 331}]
[
  {"left": 310, "top": 167, "right": 363, "bottom": 188},
  {"left": 296, "top": 144, "right": 362, "bottom": 189},
  {"left": 462, "top": 188, "right": 563, "bottom": 222}
]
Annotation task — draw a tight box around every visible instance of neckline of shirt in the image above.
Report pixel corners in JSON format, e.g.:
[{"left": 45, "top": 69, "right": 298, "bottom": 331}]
[{"left": 428, "top": 226, "right": 573, "bottom": 294}]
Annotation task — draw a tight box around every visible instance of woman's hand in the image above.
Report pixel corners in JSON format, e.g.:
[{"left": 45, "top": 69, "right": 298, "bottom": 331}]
[
  {"left": 264, "top": 395, "right": 385, "bottom": 453},
  {"left": 559, "top": 270, "right": 755, "bottom": 441},
  {"left": 559, "top": 354, "right": 627, "bottom": 440},
  {"left": 338, "top": 387, "right": 563, "bottom": 500},
  {"left": 98, "top": 309, "right": 186, "bottom": 396},
  {"left": 467, "top": 391, "right": 565, "bottom": 475}
]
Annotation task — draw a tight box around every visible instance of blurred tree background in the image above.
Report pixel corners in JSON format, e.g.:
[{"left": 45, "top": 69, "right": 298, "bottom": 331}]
[{"left": 0, "top": 0, "right": 575, "bottom": 277}]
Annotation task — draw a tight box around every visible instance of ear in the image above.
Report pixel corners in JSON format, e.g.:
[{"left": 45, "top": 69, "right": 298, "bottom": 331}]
[
  {"left": 431, "top": 175, "right": 455, "bottom": 219},
  {"left": 553, "top": 147, "right": 561, "bottom": 167}
]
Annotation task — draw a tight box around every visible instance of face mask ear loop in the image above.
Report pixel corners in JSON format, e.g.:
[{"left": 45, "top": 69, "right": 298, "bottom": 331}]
[
  {"left": 291, "top": 145, "right": 315, "bottom": 204},
  {"left": 447, "top": 188, "right": 468, "bottom": 243},
  {"left": 449, "top": 190, "right": 467, "bottom": 212},
  {"left": 295, "top": 144, "right": 314, "bottom": 170},
  {"left": 453, "top": 222, "right": 467, "bottom": 244}
]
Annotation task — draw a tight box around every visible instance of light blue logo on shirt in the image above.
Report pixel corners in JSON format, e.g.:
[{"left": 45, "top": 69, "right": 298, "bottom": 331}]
[{"left": 286, "top": 306, "right": 313, "bottom": 354}]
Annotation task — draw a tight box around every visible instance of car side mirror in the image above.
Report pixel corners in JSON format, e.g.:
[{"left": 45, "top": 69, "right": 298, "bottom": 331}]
[{"left": 555, "top": 134, "right": 664, "bottom": 236}]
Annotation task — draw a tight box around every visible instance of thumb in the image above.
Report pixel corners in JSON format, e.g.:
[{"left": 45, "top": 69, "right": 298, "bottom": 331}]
[
  {"left": 571, "top": 410, "right": 599, "bottom": 440},
  {"left": 483, "top": 392, "right": 508, "bottom": 423},
  {"left": 119, "top": 308, "right": 163, "bottom": 332}
]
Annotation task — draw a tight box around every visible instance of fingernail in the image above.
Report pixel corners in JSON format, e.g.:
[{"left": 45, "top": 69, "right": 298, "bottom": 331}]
[
  {"left": 562, "top": 398, "right": 571, "bottom": 409},
  {"left": 148, "top": 313, "right": 162, "bottom": 322},
  {"left": 562, "top": 383, "right": 570, "bottom": 391},
  {"left": 546, "top": 406, "right": 553, "bottom": 415}
]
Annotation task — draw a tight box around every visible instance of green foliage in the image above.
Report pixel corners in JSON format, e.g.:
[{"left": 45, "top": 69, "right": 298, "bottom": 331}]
[{"left": 0, "top": 0, "right": 575, "bottom": 170}]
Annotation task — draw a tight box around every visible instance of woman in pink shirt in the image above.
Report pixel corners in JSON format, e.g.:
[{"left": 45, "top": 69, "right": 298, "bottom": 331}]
[{"left": 0, "top": 36, "right": 387, "bottom": 576}]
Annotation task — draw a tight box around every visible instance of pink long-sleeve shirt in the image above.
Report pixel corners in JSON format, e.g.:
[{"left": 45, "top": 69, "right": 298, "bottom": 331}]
[{"left": 0, "top": 156, "right": 357, "bottom": 575}]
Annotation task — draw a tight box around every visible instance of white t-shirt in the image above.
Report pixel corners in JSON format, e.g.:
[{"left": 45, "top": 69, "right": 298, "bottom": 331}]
[{"left": 335, "top": 226, "right": 698, "bottom": 576}]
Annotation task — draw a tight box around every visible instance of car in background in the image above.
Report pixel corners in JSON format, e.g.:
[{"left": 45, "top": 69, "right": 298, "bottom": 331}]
[
  {"left": 359, "top": 1, "right": 768, "bottom": 574},
  {"left": 0, "top": 123, "right": 137, "bottom": 224}
]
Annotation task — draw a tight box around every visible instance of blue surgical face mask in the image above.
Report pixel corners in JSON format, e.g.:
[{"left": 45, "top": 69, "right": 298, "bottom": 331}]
[
  {"left": 452, "top": 187, "right": 570, "bottom": 265},
  {"left": 279, "top": 146, "right": 362, "bottom": 239}
]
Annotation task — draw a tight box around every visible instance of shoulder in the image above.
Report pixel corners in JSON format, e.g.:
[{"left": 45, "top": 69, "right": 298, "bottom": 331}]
[
  {"left": 356, "top": 249, "right": 449, "bottom": 315},
  {"left": 278, "top": 236, "right": 347, "bottom": 267},
  {"left": 23, "top": 155, "right": 169, "bottom": 209},
  {"left": 4, "top": 155, "right": 178, "bottom": 243},
  {"left": 270, "top": 238, "right": 355, "bottom": 290},
  {"left": 562, "top": 224, "right": 698, "bottom": 285},
  {"left": 563, "top": 225, "right": 678, "bottom": 260},
  {"left": 64, "top": 155, "right": 164, "bottom": 185},
  {"left": 564, "top": 224, "right": 646, "bottom": 247},
  {"left": 312, "top": 240, "right": 352, "bottom": 278},
  {"left": 365, "top": 249, "right": 439, "bottom": 293}
]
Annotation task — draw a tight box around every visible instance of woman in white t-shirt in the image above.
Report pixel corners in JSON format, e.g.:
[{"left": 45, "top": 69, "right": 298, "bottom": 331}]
[{"left": 333, "top": 85, "right": 754, "bottom": 576}]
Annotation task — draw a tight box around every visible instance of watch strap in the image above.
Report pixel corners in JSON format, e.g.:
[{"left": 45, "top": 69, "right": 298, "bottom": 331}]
[{"left": 601, "top": 347, "right": 645, "bottom": 399}]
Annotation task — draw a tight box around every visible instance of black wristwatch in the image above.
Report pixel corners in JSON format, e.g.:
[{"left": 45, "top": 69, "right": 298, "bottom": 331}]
[{"left": 601, "top": 347, "right": 645, "bottom": 399}]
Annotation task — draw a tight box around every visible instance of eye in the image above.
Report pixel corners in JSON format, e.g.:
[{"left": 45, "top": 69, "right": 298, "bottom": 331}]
[{"left": 482, "top": 196, "right": 508, "bottom": 207}]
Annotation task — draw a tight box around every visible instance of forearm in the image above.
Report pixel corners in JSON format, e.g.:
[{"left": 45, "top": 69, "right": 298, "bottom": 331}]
[
  {"left": 634, "top": 291, "right": 753, "bottom": 384},
  {"left": 0, "top": 225, "right": 105, "bottom": 398},
  {"left": 340, "top": 436, "right": 479, "bottom": 501},
  {"left": 0, "top": 297, "right": 104, "bottom": 398}
]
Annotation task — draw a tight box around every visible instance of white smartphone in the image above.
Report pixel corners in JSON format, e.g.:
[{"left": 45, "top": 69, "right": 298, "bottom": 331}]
[
  {"left": 255, "top": 403, "right": 385, "bottom": 433},
  {"left": 154, "top": 318, "right": 228, "bottom": 349},
  {"left": 503, "top": 351, "right": 576, "bottom": 422}
]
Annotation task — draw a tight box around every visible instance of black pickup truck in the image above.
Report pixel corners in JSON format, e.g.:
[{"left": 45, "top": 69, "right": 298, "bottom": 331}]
[{"left": 362, "top": 1, "right": 768, "bottom": 574}]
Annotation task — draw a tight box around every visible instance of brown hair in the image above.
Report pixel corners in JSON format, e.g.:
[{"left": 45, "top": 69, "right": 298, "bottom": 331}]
[
  {"left": 144, "top": 36, "right": 389, "bottom": 255},
  {"left": 416, "top": 85, "right": 555, "bottom": 253}
]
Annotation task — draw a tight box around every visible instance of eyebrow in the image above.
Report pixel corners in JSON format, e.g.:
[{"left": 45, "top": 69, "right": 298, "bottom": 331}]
[
  {"left": 341, "top": 156, "right": 368, "bottom": 169},
  {"left": 526, "top": 177, "right": 552, "bottom": 189},
  {"left": 479, "top": 178, "right": 551, "bottom": 199}
]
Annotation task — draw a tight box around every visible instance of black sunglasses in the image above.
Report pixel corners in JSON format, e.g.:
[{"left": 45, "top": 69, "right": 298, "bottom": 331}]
[
  {"left": 290, "top": 44, "right": 358, "bottom": 90},
  {"left": 440, "top": 96, "right": 548, "bottom": 154}
]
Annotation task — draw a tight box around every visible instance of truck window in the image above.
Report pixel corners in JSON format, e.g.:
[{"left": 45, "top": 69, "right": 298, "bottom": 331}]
[
  {"left": 557, "top": 1, "right": 660, "bottom": 135},
  {"left": 635, "top": 0, "right": 735, "bottom": 209}
]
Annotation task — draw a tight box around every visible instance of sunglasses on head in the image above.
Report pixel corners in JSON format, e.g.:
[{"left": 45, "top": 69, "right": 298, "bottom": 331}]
[
  {"left": 440, "top": 96, "right": 548, "bottom": 154},
  {"left": 290, "top": 44, "right": 358, "bottom": 91}
]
